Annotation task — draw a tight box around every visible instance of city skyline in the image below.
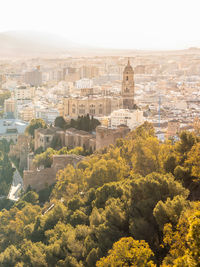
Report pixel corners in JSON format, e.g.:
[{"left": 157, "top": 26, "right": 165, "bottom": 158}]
[{"left": 1, "top": 0, "right": 200, "bottom": 50}]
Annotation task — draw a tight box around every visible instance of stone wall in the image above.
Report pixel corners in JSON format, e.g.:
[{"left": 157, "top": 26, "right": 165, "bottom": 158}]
[
  {"left": 96, "top": 125, "right": 130, "bottom": 150},
  {"left": 23, "top": 154, "right": 84, "bottom": 191},
  {"left": 65, "top": 128, "right": 94, "bottom": 150},
  {"left": 23, "top": 168, "right": 56, "bottom": 192},
  {"left": 9, "top": 134, "right": 31, "bottom": 170}
]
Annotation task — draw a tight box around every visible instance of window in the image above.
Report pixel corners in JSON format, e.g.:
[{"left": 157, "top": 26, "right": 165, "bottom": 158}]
[
  {"left": 99, "top": 104, "right": 103, "bottom": 114},
  {"left": 126, "top": 76, "right": 128, "bottom": 81},
  {"left": 72, "top": 104, "right": 76, "bottom": 114},
  {"left": 89, "top": 104, "right": 95, "bottom": 115},
  {"left": 79, "top": 104, "right": 85, "bottom": 114}
]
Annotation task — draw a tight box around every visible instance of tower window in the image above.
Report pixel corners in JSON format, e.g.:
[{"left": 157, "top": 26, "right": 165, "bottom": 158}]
[{"left": 126, "top": 76, "right": 128, "bottom": 81}]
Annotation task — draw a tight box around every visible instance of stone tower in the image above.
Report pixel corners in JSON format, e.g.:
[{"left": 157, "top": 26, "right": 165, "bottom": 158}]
[{"left": 122, "top": 59, "right": 134, "bottom": 109}]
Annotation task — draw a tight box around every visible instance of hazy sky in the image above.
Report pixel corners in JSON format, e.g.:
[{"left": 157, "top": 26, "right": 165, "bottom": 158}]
[{"left": 1, "top": 0, "right": 200, "bottom": 50}]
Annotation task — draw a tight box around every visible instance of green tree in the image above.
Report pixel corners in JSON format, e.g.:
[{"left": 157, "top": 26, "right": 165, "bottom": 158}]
[
  {"left": 185, "top": 142, "right": 200, "bottom": 178},
  {"left": 162, "top": 204, "right": 200, "bottom": 266},
  {"left": 21, "top": 191, "right": 39, "bottom": 204},
  {"left": 153, "top": 195, "right": 190, "bottom": 230},
  {"left": 54, "top": 116, "right": 67, "bottom": 129},
  {"left": 131, "top": 136, "right": 161, "bottom": 176},
  {"left": 129, "top": 121, "right": 155, "bottom": 139},
  {"left": 33, "top": 148, "right": 55, "bottom": 168},
  {"left": 128, "top": 172, "right": 189, "bottom": 252},
  {"left": 0, "top": 90, "right": 11, "bottom": 106},
  {"left": 0, "top": 245, "right": 21, "bottom": 266},
  {"left": 96, "top": 237, "right": 155, "bottom": 267},
  {"left": 25, "top": 119, "right": 47, "bottom": 138},
  {"left": 174, "top": 131, "right": 196, "bottom": 165}
]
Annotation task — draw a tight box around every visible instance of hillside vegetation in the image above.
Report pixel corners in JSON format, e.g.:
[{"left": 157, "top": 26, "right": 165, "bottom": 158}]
[{"left": 0, "top": 122, "right": 199, "bottom": 266}]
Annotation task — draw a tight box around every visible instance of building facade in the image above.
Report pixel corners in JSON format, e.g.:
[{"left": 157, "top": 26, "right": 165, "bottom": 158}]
[
  {"left": 62, "top": 59, "right": 135, "bottom": 119},
  {"left": 4, "top": 98, "right": 15, "bottom": 114},
  {"left": 14, "top": 85, "right": 35, "bottom": 100},
  {"left": 18, "top": 106, "right": 35, "bottom": 122},
  {"left": 63, "top": 96, "right": 123, "bottom": 119},
  {"left": 96, "top": 125, "right": 130, "bottom": 150},
  {"left": 110, "top": 109, "right": 144, "bottom": 129},
  {"left": 34, "top": 127, "right": 62, "bottom": 151},
  {"left": 24, "top": 68, "right": 42, "bottom": 87},
  {"left": 64, "top": 128, "right": 96, "bottom": 151},
  {"left": 166, "top": 119, "right": 180, "bottom": 139}
]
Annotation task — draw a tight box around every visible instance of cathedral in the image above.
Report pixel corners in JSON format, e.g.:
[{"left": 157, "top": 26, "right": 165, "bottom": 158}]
[
  {"left": 62, "top": 59, "right": 135, "bottom": 119},
  {"left": 122, "top": 59, "right": 135, "bottom": 109}
]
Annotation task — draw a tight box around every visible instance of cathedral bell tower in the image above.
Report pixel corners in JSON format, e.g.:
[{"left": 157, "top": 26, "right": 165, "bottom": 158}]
[{"left": 122, "top": 59, "right": 134, "bottom": 109}]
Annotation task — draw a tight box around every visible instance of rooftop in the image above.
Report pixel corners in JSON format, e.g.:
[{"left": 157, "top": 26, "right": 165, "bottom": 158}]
[{"left": 65, "top": 127, "right": 94, "bottom": 137}]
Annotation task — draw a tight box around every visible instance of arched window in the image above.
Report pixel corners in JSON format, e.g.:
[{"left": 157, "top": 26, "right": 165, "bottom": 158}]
[
  {"left": 126, "top": 76, "right": 128, "bottom": 81},
  {"left": 72, "top": 104, "right": 76, "bottom": 114},
  {"left": 99, "top": 104, "right": 103, "bottom": 114},
  {"left": 79, "top": 104, "right": 85, "bottom": 115},
  {"left": 89, "top": 104, "right": 95, "bottom": 115}
]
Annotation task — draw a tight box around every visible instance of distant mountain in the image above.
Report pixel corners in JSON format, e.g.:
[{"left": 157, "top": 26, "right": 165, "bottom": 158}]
[
  {"left": 0, "top": 31, "right": 85, "bottom": 57},
  {"left": 0, "top": 31, "right": 199, "bottom": 58},
  {"left": 0, "top": 31, "right": 150, "bottom": 58}
]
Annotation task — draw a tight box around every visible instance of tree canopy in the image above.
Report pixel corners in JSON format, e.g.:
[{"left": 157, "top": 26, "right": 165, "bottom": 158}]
[
  {"left": 54, "top": 114, "right": 100, "bottom": 132},
  {"left": 0, "top": 123, "right": 199, "bottom": 266},
  {"left": 25, "top": 119, "right": 47, "bottom": 138}
]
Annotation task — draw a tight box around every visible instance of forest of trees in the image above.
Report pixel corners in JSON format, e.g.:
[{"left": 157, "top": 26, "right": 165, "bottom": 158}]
[{"left": 0, "top": 122, "right": 199, "bottom": 266}]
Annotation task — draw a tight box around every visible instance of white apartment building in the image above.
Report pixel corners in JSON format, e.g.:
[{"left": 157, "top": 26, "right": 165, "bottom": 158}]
[
  {"left": 110, "top": 109, "right": 144, "bottom": 130},
  {"left": 18, "top": 106, "right": 35, "bottom": 122},
  {"left": 14, "top": 85, "right": 35, "bottom": 100},
  {"left": 75, "top": 78, "right": 93, "bottom": 89},
  {"left": 35, "top": 107, "right": 60, "bottom": 123}
]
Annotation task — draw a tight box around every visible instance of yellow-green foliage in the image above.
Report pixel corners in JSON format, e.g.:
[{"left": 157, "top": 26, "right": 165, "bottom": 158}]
[
  {"left": 0, "top": 123, "right": 199, "bottom": 266},
  {"left": 96, "top": 237, "right": 155, "bottom": 267}
]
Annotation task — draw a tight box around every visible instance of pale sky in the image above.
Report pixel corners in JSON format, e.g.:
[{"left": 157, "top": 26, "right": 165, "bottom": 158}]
[{"left": 1, "top": 0, "right": 200, "bottom": 50}]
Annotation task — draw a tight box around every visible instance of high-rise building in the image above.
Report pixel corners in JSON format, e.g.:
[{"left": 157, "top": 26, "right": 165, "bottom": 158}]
[
  {"left": 24, "top": 68, "right": 42, "bottom": 87},
  {"left": 80, "top": 66, "right": 99, "bottom": 79},
  {"left": 122, "top": 59, "right": 135, "bottom": 109}
]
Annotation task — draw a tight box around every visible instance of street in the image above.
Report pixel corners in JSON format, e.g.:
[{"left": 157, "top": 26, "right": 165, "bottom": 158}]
[{"left": 8, "top": 164, "right": 23, "bottom": 201}]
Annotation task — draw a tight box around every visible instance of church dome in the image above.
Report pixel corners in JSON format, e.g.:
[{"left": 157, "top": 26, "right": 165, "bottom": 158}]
[{"left": 124, "top": 59, "right": 133, "bottom": 73}]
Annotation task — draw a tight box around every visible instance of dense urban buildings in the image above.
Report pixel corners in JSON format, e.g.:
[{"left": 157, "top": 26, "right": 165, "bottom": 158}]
[{"left": 1, "top": 53, "right": 200, "bottom": 140}]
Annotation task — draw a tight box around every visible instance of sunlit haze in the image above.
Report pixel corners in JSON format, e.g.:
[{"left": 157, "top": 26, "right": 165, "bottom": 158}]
[{"left": 1, "top": 0, "right": 200, "bottom": 50}]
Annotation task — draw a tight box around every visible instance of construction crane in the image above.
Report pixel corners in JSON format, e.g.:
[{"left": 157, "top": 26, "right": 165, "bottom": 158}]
[{"left": 158, "top": 95, "right": 161, "bottom": 128}]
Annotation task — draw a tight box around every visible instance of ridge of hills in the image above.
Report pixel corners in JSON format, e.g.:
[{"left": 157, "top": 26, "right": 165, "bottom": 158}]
[{"left": 0, "top": 31, "right": 200, "bottom": 58}]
